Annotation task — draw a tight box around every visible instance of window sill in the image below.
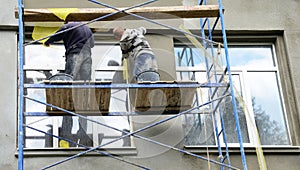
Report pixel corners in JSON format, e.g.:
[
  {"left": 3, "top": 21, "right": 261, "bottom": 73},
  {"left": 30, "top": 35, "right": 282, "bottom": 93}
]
[
  {"left": 15, "top": 147, "right": 137, "bottom": 157},
  {"left": 184, "top": 146, "right": 300, "bottom": 155}
]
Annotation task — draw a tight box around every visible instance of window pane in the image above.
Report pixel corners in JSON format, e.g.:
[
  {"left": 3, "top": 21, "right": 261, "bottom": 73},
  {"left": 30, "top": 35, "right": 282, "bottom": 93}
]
[
  {"left": 182, "top": 114, "right": 215, "bottom": 145},
  {"left": 25, "top": 44, "right": 65, "bottom": 69},
  {"left": 94, "top": 116, "right": 131, "bottom": 147},
  {"left": 92, "top": 45, "right": 122, "bottom": 70},
  {"left": 25, "top": 116, "right": 131, "bottom": 148},
  {"left": 247, "top": 72, "right": 290, "bottom": 145},
  {"left": 24, "top": 44, "right": 132, "bottom": 148},
  {"left": 220, "top": 74, "right": 250, "bottom": 143},
  {"left": 174, "top": 47, "right": 209, "bottom": 68},
  {"left": 26, "top": 89, "right": 46, "bottom": 112},
  {"left": 176, "top": 70, "right": 215, "bottom": 145},
  {"left": 226, "top": 46, "right": 275, "bottom": 68},
  {"left": 25, "top": 117, "right": 54, "bottom": 148}
]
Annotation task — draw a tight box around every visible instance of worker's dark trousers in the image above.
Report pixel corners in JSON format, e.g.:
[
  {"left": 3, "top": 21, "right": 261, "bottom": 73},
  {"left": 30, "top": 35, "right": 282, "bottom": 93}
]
[
  {"left": 61, "top": 48, "right": 93, "bottom": 146},
  {"left": 65, "top": 49, "right": 92, "bottom": 81}
]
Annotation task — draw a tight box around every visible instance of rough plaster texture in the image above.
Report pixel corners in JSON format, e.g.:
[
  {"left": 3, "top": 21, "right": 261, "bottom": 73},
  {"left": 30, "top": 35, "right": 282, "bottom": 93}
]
[
  {"left": 24, "top": 0, "right": 182, "bottom": 8},
  {"left": 284, "top": 31, "right": 300, "bottom": 117},
  {"left": 184, "top": 0, "right": 300, "bottom": 30},
  {"left": 0, "top": 31, "right": 18, "bottom": 170},
  {"left": 131, "top": 116, "right": 184, "bottom": 158},
  {"left": 0, "top": 0, "right": 18, "bottom": 26},
  {"left": 1, "top": 0, "right": 300, "bottom": 169},
  {"left": 223, "top": 1, "right": 298, "bottom": 30},
  {"left": 146, "top": 35, "right": 177, "bottom": 80}
]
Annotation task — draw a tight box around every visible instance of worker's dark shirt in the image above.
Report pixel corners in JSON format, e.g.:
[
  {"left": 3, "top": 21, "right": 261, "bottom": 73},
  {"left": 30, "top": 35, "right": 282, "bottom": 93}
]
[{"left": 45, "top": 22, "right": 94, "bottom": 55}]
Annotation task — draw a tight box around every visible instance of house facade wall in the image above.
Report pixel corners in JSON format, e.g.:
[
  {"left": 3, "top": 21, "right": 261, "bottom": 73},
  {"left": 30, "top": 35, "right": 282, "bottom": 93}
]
[{"left": 0, "top": 0, "right": 299, "bottom": 169}]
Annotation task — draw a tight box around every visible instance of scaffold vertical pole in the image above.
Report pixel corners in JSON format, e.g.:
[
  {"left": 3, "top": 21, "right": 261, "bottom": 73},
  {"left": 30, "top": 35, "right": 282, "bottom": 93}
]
[
  {"left": 218, "top": 0, "right": 248, "bottom": 169},
  {"left": 17, "top": 0, "right": 25, "bottom": 169}
]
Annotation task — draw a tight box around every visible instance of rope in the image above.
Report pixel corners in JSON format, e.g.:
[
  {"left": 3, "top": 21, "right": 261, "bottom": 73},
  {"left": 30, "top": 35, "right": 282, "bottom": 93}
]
[
  {"left": 233, "top": 86, "right": 267, "bottom": 170},
  {"left": 218, "top": 40, "right": 267, "bottom": 170},
  {"left": 199, "top": 87, "right": 211, "bottom": 170},
  {"left": 181, "top": 20, "right": 266, "bottom": 169},
  {"left": 123, "top": 58, "right": 129, "bottom": 80}
]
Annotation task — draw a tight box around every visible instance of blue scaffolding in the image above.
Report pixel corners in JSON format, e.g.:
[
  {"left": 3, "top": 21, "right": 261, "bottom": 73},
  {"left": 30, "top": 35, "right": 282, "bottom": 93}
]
[{"left": 17, "top": 0, "right": 247, "bottom": 169}]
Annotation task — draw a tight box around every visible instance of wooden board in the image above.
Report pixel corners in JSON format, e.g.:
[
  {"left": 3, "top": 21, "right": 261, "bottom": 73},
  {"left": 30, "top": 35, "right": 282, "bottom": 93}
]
[
  {"left": 45, "top": 81, "right": 111, "bottom": 115},
  {"left": 134, "top": 81, "right": 198, "bottom": 114},
  {"left": 16, "top": 5, "right": 221, "bottom": 22},
  {"left": 43, "top": 80, "right": 198, "bottom": 115}
]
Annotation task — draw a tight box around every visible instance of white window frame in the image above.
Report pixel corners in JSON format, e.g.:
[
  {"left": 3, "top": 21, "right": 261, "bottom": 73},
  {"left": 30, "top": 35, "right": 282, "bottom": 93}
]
[{"left": 175, "top": 42, "right": 291, "bottom": 147}]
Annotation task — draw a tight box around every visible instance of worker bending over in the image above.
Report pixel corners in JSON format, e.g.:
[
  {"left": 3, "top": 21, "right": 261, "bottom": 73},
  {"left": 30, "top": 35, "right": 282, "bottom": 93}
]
[{"left": 113, "top": 26, "right": 160, "bottom": 82}]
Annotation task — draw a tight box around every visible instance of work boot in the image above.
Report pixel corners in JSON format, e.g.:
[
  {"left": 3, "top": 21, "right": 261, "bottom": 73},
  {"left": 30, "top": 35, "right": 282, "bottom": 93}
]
[{"left": 76, "top": 129, "right": 93, "bottom": 146}]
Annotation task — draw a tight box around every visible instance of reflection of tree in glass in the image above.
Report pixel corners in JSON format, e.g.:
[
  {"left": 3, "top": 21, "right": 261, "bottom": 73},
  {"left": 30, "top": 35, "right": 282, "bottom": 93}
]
[
  {"left": 252, "top": 97, "right": 289, "bottom": 145},
  {"left": 223, "top": 95, "right": 250, "bottom": 143},
  {"left": 184, "top": 96, "right": 289, "bottom": 145},
  {"left": 182, "top": 114, "right": 215, "bottom": 145}
]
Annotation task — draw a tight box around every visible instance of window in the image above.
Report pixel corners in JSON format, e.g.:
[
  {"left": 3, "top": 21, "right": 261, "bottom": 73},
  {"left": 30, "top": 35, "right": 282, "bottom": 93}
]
[
  {"left": 24, "top": 43, "right": 133, "bottom": 149},
  {"left": 175, "top": 42, "right": 290, "bottom": 146}
]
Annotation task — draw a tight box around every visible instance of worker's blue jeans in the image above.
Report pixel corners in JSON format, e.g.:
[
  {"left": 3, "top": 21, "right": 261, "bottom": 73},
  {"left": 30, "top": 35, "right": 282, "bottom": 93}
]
[
  {"left": 136, "top": 71, "right": 160, "bottom": 82},
  {"left": 134, "top": 53, "right": 160, "bottom": 82}
]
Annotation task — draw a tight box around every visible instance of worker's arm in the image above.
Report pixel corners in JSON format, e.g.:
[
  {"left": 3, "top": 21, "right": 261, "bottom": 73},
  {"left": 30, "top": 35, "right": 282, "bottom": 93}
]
[
  {"left": 44, "top": 25, "right": 67, "bottom": 46},
  {"left": 136, "top": 27, "right": 146, "bottom": 35}
]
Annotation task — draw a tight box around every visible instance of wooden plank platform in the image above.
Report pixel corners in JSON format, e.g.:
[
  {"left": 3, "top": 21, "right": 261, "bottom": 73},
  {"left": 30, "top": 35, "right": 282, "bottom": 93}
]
[
  {"left": 134, "top": 81, "right": 198, "bottom": 114},
  {"left": 44, "top": 81, "right": 111, "bottom": 115},
  {"left": 43, "top": 80, "right": 198, "bottom": 115},
  {"left": 16, "top": 5, "right": 221, "bottom": 22}
]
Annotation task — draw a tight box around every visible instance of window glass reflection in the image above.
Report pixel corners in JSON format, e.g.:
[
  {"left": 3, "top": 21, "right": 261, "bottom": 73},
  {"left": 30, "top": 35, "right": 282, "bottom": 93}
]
[
  {"left": 223, "top": 75, "right": 249, "bottom": 143},
  {"left": 174, "top": 47, "right": 216, "bottom": 68},
  {"left": 226, "top": 46, "right": 275, "bottom": 67},
  {"left": 176, "top": 70, "right": 216, "bottom": 145},
  {"left": 247, "top": 72, "right": 290, "bottom": 145},
  {"left": 175, "top": 44, "right": 289, "bottom": 146}
]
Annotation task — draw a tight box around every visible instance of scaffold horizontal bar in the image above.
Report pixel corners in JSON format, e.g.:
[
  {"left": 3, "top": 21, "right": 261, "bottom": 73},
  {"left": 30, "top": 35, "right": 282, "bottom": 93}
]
[
  {"left": 24, "top": 109, "right": 214, "bottom": 116},
  {"left": 24, "top": 82, "right": 228, "bottom": 89}
]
